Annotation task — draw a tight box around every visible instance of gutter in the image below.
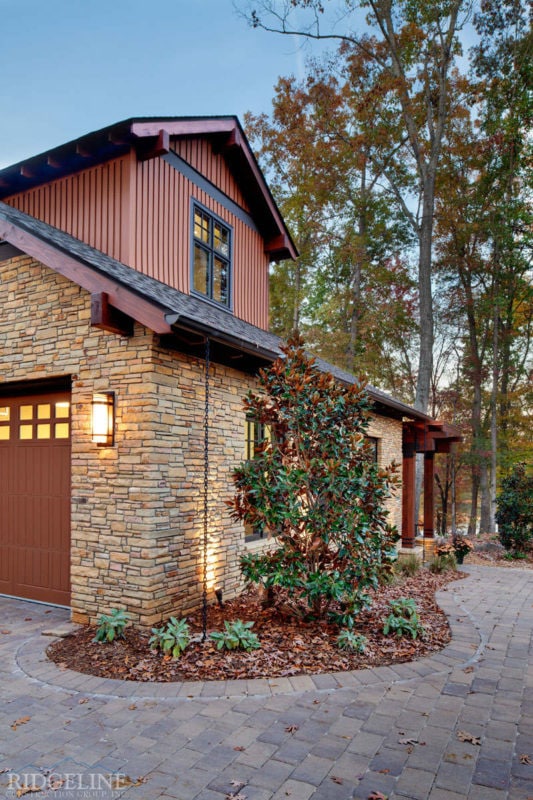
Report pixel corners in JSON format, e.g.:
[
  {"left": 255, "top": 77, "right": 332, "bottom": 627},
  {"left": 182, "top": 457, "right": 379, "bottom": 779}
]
[
  {"left": 165, "top": 312, "right": 280, "bottom": 363},
  {"left": 166, "top": 312, "right": 431, "bottom": 423}
]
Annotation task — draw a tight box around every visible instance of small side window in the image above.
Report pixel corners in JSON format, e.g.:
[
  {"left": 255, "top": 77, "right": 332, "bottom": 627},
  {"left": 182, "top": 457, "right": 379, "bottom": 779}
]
[
  {"left": 365, "top": 435, "right": 379, "bottom": 464},
  {"left": 244, "top": 415, "right": 272, "bottom": 540}
]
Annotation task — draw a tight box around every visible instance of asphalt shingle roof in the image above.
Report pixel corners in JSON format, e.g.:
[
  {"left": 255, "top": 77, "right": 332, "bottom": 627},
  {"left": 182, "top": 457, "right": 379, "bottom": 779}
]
[{"left": 0, "top": 201, "right": 429, "bottom": 421}]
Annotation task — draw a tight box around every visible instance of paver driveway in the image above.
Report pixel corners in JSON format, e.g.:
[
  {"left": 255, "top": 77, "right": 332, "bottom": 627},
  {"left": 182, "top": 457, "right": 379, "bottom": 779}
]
[{"left": 0, "top": 565, "right": 532, "bottom": 800}]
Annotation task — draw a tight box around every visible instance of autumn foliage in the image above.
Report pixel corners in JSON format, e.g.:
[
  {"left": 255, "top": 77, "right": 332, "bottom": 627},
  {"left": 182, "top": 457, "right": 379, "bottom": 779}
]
[{"left": 228, "top": 334, "right": 400, "bottom": 626}]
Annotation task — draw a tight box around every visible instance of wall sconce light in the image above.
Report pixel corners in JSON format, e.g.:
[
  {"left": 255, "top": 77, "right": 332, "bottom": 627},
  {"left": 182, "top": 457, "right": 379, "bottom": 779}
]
[
  {"left": 215, "top": 587, "right": 224, "bottom": 608},
  {"left": 92, "top": 392, "right": 115, "bottom": 446}
]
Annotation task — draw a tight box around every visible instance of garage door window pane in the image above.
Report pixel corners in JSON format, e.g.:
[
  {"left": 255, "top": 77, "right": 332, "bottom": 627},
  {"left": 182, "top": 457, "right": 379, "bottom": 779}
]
[
  {"left": 37, "top": 424, "right": 51, "bottom": 439},
  {"left": 55, "top": 423, "right": 69, "bottom": 439},
  {"left": 38, "top": 404, "right": 51, "bottom": 419},
  {"left": 20, "top": 406, "right": 33, "bottom": 420},
  {"left": 56, "top": 402, "right": 70, "bottom": 419},
  {"left": 20, "top": 425, "right": 33, "bottom": 439},
  {"left": 0, "top": 407, "right": 9, "bottom": 422},
  {"left": 0, "top": 427, "right": 9, "bottom": 440}
]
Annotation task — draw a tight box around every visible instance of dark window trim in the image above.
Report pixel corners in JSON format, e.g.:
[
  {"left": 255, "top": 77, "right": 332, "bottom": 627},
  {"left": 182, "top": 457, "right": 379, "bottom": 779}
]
[
  {"left": 164, "top": 150, "right": 259, "bottom": 234},
  {"left": 190, "top": 199, "right": 233, "bottom": 310}
]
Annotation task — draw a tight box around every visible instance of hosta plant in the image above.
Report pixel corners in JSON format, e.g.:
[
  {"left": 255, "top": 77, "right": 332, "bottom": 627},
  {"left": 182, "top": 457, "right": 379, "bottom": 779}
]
[
  {"left": 94, "top": 608, "right": 130, "bottom": 643},
  {"left": 337, "top": 630, "right": 368, "bottom": 653},
  {"left": 230, "top": 334, "right": 400, "bottom": 628},
  {"left": 383, "top": 597, "right": 425, "bottom": 640},
  {"left": 210, "top": 620, "right": 261, "bottom": 651},
  {"left": 150, "top": 617, "right": 190, "bottom": 659}
]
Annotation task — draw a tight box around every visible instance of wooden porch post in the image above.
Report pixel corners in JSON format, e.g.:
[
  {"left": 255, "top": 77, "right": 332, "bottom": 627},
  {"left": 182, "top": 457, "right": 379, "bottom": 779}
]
[
  {"left": 423, "top": 452, "right": 435, "bottom": 538},
  {"left": 402, "top": 431, "right": 416, "bottom": 548}
]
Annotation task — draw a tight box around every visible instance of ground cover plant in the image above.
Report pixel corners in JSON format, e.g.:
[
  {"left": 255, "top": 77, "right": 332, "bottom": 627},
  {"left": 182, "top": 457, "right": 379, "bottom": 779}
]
[
  {"left": 229, "top": 334, "right": 400, "bottom": 629},
  {"left": 47, "top": 568, "right": 462, "bottom": 682}
]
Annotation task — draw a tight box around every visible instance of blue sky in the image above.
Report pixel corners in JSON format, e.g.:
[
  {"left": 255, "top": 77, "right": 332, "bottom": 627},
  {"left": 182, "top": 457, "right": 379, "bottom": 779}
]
[{"left": 0, "top": 0, "right": 312, "bottom": 168}]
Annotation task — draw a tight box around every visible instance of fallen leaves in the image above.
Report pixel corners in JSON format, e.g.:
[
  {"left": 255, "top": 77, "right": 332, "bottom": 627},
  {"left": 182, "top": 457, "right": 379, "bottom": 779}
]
[
  {"left": 457, "top": 730, "right": 481, "bottom": 745},
  {"left": 368, "top": 792, "right": 388, "bottom": 800},
  {"left": 11, "top": 716, "right": 31, "bottom": 731},
  {"left": 46, "top": 571, "right": 464, "bottom": 683},
  {"left": 112, "top": 775, "right": 146, "bottom": 788},
  {"left": 331, "top": 776, "right": 343, "bottom": 784},
  {"left": 520, "top": 753, "right": 532, "bottom": 765},
  {"left": 285, "top": 725, "right": 299, "bottom": 734}
]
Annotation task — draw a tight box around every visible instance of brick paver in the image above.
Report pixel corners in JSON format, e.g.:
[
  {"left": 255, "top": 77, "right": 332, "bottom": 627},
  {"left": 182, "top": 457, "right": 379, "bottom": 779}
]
[{"left": 0, "top": 565, "right": 532, "bottom": 799}]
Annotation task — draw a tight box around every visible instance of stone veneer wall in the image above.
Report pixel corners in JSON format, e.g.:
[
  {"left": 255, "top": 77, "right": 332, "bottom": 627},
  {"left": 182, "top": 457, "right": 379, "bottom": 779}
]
[
  {"left": 0, "top": 255, "right": 258, "bottom": 625},
  {"left": 366, "top": 413, "right": 403, "bottom": 532},
  {"left": 0, "top": 255, "right": 404, "bottom": 626}
]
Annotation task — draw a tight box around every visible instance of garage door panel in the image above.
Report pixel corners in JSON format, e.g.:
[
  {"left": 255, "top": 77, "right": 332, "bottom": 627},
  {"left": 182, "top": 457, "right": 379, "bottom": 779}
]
[{"left": 0, "top": 391, "right": 71, "bottom": 605}]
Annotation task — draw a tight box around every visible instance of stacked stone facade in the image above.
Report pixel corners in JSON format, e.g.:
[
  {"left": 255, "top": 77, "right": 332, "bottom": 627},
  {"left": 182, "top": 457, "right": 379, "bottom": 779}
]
[{"left": 0, "top": 255, "right": 404, "bottom": 626}]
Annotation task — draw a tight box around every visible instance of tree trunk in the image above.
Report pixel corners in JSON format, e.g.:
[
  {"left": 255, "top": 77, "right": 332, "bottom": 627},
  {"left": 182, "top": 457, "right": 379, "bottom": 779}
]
[
  {"left": 468, "top": 472, "right": 479, "bottom": 537},
  {"left": 414, "top": 179, "right": 435, "bottom": 414},
  {"left": 479, "top": 462, "right": 491, "bottom": 534},
  {"left": 490, "top": 293, "right": 499, "bottom": 531}
]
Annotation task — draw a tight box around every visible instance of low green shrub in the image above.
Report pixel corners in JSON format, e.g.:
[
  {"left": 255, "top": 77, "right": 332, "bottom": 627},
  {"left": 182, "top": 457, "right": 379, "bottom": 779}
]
[
  {"left": 94, "top": 608, "right": 130, "bottom": 643},
  {"left": 383, "top": 597, "right": 425, "bottom": 639},
  {"left": 496, "top": 464, "right": 533, "bottom": 553},
  {"left": 428, "top": 553, "right": 457, "bottom": 573},
  {"left": 150, "top": 617, "right": 190, "bottom": 659},
  {"left": 395, "top": 554, "right": 420, "bottom": 577},
  {"left": 337, "top": 630, "right": 368, "bottom": 653},
  {"left": 210, "top": 620, "right": 261, "bottom": 651}
]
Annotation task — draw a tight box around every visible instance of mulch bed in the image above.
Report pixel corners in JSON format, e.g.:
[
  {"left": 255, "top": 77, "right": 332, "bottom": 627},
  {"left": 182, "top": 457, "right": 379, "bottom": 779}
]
[
  {"left": 47, "top": 570, "right": 464, "bottom": 683},
  {"left": 467, "top": 532, "right": 533, "bottom": 569}
]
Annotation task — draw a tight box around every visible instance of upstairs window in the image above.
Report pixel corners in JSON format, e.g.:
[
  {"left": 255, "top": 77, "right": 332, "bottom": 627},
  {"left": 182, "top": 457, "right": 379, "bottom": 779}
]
[{"left": 192, "top": 204, "right": 231, "bottom": 307}]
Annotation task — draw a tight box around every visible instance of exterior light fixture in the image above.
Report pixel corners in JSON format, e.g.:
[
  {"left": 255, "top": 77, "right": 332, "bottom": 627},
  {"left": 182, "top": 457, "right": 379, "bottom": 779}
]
[
  {"left": 215, "top": 587, "right": 224, "bottom": 607},
  {"left": 91, "top": 392, "right": 115, "bottom": 446}
]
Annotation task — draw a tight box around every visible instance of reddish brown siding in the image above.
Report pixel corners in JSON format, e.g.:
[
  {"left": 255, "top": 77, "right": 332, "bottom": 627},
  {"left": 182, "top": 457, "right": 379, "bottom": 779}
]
[
  {"left": 171, "top": 138, "right": 250, "bottom": 211},
  {"left": 5, "top": 140, "right": 271, "bottom": 330},
  {"left": 132, "top": 155, "right": 270, "bottom": 329},
  {"left": 5, "top": 157, "right": 131, "bottom": 264}
]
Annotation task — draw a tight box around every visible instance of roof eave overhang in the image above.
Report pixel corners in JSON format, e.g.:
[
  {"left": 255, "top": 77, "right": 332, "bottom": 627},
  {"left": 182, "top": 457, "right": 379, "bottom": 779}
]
[
  {"left": 0, "top": 215, "right": 173, "bottom": 335},
  {"left": 0, "top": 117, "right": 298, "bottom": 262},
  {"left": 165, "top": 312, "right": 279, "bottom": 363}
]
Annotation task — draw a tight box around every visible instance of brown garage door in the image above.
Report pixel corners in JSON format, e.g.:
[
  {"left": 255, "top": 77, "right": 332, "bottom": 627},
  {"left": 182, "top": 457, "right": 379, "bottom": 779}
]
[{"left": 0, "top": 392, "right": 71, "bottom": 605}]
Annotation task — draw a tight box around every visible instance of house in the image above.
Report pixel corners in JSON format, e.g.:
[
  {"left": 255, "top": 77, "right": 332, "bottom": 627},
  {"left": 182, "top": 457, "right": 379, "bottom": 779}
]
[{"left": 0, "top": 117, "right": 460, "bottom": 626}]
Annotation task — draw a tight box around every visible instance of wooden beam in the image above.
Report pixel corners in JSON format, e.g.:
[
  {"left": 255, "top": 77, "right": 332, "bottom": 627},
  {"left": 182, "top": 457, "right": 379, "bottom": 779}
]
[
  {"left": 136, "top": 129, "right": 170, "bottom": 162},
  {"left": 47, "top": 156, "right": 62, "bottom": 169},
  {"left": 0, "top": 219, "right": 173, "bottom": 334},
  {"left": 76, "top": 143, "right": 93, "bottom": 158},
  {"left": 91, "top": 292, "right": 134, "bottom": 336},
  {"left": 265, "top": 234, "right": 291, "bottom": 255}
]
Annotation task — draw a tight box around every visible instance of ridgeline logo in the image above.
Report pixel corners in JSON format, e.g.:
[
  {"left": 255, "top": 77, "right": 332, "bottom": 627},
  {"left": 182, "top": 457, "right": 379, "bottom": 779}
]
[{"left": 2, "top": 760, "right": 145, "bottom": 799}]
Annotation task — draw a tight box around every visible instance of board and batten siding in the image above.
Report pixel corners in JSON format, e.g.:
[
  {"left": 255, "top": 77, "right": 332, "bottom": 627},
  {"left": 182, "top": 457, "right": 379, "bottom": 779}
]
[
  {"left": 4, "top": 156, "right": 132, "bottom": 264},
  {"left": 171, "top": 138, "right": 250, "bottom": 211},
  {"left": 5, "top": 141, "right": 271, "bottom": 331}
]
